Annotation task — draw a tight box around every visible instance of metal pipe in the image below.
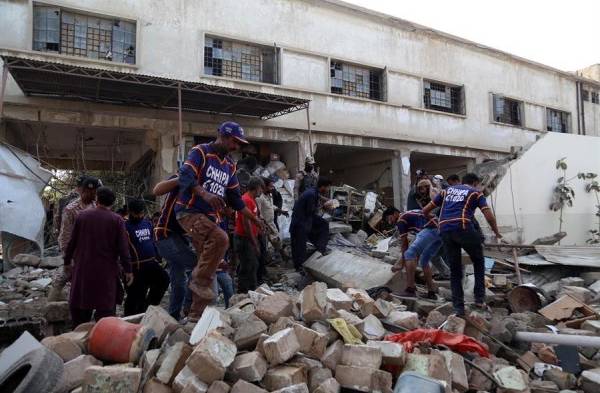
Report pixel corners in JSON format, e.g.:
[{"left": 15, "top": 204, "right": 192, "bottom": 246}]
[
  {"left": 306, "top": 103, "right": 313, "bottom": 156},
  {"left": 576, "top": 81, "right": 581, "bottom": 135},
  {"left": 177, "top": 82, "right": 183, "bottom": 163},
  {"left": 514, "top": 331, "right": 600, "bottom": 348},
  {"left": 0, "top": 63, "right": 8, "bottom": 118}
]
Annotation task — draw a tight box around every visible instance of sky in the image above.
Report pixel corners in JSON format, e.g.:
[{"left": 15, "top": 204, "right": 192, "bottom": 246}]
[{"left": 343, "top": 0, "right": 598, "bottom": 71}]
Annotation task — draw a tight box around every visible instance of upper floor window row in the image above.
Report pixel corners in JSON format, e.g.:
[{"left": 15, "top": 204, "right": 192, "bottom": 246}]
[
  {"left": 330, "top": 61, "right": 383, "bottom": 101},
  {"left": 33, "top": 5, "right": 136, "bottom": 64},
  {"left": 423, "top": 80, "right": 465, "bottom": 115},
  {"left": 493, "top": 94, "right": 523, "bottom": 126}
]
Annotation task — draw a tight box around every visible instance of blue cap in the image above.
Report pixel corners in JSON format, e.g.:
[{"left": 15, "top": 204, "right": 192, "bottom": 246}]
[{"left": 218, "top": 121, "right": 248, "bottom": 144}]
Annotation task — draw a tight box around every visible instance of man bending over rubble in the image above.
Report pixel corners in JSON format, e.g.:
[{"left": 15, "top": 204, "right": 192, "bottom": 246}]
[
  {"left": 175, "top": 121, "right": 264, "bottom": 321},
  {"left": 422, "top": 173, "right": 502, "bottom": 316}
]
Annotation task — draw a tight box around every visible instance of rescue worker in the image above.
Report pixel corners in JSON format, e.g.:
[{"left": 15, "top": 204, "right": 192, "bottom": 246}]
[
  {"left": 422, "top": 173, "right": 502, "bottom": 316},
  {"left": 176, "top": 121, "right": 264, "bottom": 321},
  {"left": 290, "top": 177, "right": 333, "bottom": 271},
  {"left": 294, "top": 155, "right": 319, "bottom": 200}
]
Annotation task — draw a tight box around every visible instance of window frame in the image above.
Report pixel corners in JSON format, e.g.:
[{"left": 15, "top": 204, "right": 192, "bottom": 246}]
[
  {"left": 32, "top": 3, "right": 137, "bottom": 65},
  {"left": 491, "top": 94, "right": 524, "bottom": 127},
  {"left": 202, "top": 35, "right": 280, "bottom": 85},
  {"left": 545, "top": 108, "right": 571, "bottom": 133},
  {"left": 329, "top": 59, "right": 385, "bottom": 102},
  {"left": 422, "top": 79, "right": 465, "bottom": 115},
  {"left": 592, "top": 91, "right": 599, "bottom": 104}
]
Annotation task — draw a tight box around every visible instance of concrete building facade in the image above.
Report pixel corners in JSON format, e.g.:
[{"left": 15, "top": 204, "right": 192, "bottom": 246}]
[{"left": 1, "top": 0, "right": 599, "bottom": 208}]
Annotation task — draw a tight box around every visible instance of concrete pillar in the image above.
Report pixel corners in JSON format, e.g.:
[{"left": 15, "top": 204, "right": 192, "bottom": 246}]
[{"left": 391, "top": 150, "right": 411, "bottom": 210}]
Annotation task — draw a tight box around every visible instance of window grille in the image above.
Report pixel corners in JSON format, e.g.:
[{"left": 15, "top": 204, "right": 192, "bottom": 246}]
[{"left": 330, "top": 61, "right": 382, "bottom": 101}]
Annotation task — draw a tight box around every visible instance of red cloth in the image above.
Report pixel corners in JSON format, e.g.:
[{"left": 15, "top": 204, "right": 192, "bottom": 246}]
[
  {"left": 235, "top": 193, "right": 259, "bottom": 237},
  {"left": 385, "top": 329, "right": 490, "bottom": 358}
]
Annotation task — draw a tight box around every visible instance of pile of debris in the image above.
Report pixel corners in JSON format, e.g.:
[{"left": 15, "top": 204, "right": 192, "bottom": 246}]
[{"left": 2, "top": 276, "right": 600, "bottom": 393}]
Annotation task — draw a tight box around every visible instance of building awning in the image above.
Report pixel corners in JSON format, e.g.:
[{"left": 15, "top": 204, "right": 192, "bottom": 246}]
[{"left": 1, "top": 55, "right": 309, "bottom": 120}]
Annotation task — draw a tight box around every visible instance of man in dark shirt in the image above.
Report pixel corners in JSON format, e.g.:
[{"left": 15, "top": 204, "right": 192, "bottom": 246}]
[
  {"left": 290, "top": 177, "right": 332, "bottom": 271},
  {"left": 64, "top": 187, "right": 131, "bottom": 326},
  {"left": 176, "top": 121, "right": 264, "bottom": 320},
  {"left": 423, "top": 173, "right": 502, "bottom": 316},
  {"left": 124, "top": 199, "right": 169, "bottom": 316}
]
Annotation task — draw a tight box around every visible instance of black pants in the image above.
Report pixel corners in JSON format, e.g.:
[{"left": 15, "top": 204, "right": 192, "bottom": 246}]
[
  {"left": 235, "top": 235, "right": 260, "bottom": 293},
  {"left": 441, "top": 229, "right": 485, "bottom": 315},
  {"left": 290, "top": 215, "right": 329, "bottom": 270},
  {"left": 70, "top": 307, "right": 115, "bottom": 327},
  {"left": 124, "top": 261, "right": 169, "bottom": 316},
  {"left": 257, "top": 234, "right": 268, "bottom": 285}
]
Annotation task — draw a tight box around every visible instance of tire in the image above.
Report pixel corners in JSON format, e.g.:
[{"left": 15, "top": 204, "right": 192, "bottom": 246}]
[{"left": 0, "top": 347, "right": 64, "bottom": 393}]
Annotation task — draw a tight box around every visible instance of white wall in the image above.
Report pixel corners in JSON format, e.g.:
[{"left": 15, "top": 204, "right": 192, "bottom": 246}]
[
  {"left": 479, "top": 133, "right": 600, "bottom": 245},
  {"left": 0, "top": 0, "right": 592, "bottom": 157}
]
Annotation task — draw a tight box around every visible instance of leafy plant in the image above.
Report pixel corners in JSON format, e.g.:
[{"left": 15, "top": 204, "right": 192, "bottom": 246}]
[
  {"left": 578, "top": 172, "right": 600, "bottom": 244},
  {"left": 549, "top": 158, "right": 576, "bottom": 235}
]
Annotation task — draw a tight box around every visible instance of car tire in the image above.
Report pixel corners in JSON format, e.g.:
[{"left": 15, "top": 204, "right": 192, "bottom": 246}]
[{"left": 0, "top": 347, "right": 64, "bottom": 393}]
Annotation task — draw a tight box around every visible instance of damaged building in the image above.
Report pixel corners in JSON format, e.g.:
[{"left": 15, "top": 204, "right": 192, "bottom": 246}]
[{"left": 0, "top": 0, "right": 599, "bottom": 215}]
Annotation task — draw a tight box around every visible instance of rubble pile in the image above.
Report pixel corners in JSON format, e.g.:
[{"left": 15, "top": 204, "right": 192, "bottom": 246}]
[{"left": 2, "top": 276, "right": 600, "bottom": 393}]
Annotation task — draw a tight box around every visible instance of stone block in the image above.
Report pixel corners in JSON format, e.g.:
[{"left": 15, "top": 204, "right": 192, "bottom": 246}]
[
  {"left": 82, "top": 365, "right": 141, "bottom": 393},
  {"left": 334, "top": 365, "right": 375, "bottom": 392},
  {"left": 263, "top": 327, "right": 301, "bottom": 365},
  {"left": 156, "top": 342, "right": 193, "bottom": 385},
  {"left": 288, "top": 355, "right": 323, "bottom": 371},
  {"left": 425, "top": 310, "right": 447, "bottom": 329},
  {"left": 333, "top": 310, "right": 363, "bottom": 327},
  {"left": 340, "top": 344, "right": 382, "bottom": 369},
  {"left": 543, "top": 368, "right": 576, "bottom": 390},
  {"left": 232, "top": 314, "right": 267, "bottom": 350},
  {"left": 494, "top": 366, "right": 529, "bottom": 392},
  {"left": 42, "top": 334, "right": 83, "bottom": 362},
  {"left": 309, "top": 367, "right": 333, "bottom": 391},
  {"left": 371, "top": 369, "right": 392, "bottom": 393},
  {"left": 181, "top": 379, "right": 209, "bottom": 393},
  {"left": 141, "top": 305, "right": 179, "bottom": 343},
  {"left": 581, "top": 368, "right": 600, "bottom": 393},
  {"left": 439, "top": 350, "right": 468, "bottom": 392},
  {"left": 358, "top": 314, "right": 385, "bottom": 341},
  {"left": 270, "top": 383, "right": 310, "bottom": 393},
  {"left": 206, "top": 381, "right": 230, "bottom": 393},
  {"left": 229, "top": 380, "right": 267, "bottom": 393},
  {"left": 529, "top": 380, "right": 559, "bottom": 393},
  {"left": 311, "top": 321, "right": 339, "bottom": 345},
  {"left": 143, "top": 378, "right": 172, "bottom": 393},
  {"left": 560, "top": 277, "right": 584, "bottom": 287},
  {"left": 264, "top": 365, "right": 307, "bottom": 391},
  {"left": 142, "top": 349, "right": 161, "bottom": 371},
  {"left": 43, "top": 301, "right": 70, "bottom": 322},
  {"left": 581, "top": 320, "right": 600, "bottom": 334},
  {"left": 559, "top": 286, "right": 594, "bottom": 303},
  {"left": 55, "top": 354, "right": 102, "bottom": 393},
  {"left": 230, "top": 351, "right": 267, "bottom": 382},
  {"left": 403, "top": 353, "right": 451, "bottom": 389},
  {"left": 255, "top": 292, "right": 294, "bottom": 324},
  {"left": 442, "top": 315, "right": 466, "bottom": 335},
  {"left": 254, "top": 333, "right": 268, "bottom": 357},
  {"left": 12, "top": 253, "right": 41, "bottom": 267},
  {"left": 40, "top": 255, "right": 64, "bottom": 268},
  {"left": 301, "top": 282, "right": 328, "bottom": 322},
  {"left": 166, "top": 328, "right": 192, "bottom": 346},
  {"left": 186, "top": 332, "right": 237, "bottom": 384},
  {"left": 366, "top": 341, "right": 405, "bottom": 366},
  {"left": 269, "top": 316, "right": 296, "bottom": 335},
  {"left": 326, "top": 288, "right": 353, "bottom": 311},
  {"left": 173, "top": 366, "right": 197, "bottom": 393},
  {"left": 321, "top": 340, "right": 344, "bottom": 371},
  {"left": 292, "top": 323, "right": 328, "bottom": 359},
  {"left": 467, "top": 357, "right": 494, "bottom": 391},
  {"left": 314, "top": 378, "right": 340, "bottom": 393},
  {"left": 373, "top": 299, "right": 394, "bottom": 318},
  {"left": 385, "top": 311, "right": 420, "bottom": 330}
]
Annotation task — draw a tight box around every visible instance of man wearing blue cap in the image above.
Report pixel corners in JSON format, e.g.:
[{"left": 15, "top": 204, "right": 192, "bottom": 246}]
[{"left": 175, "top": 121, "right": 264, "bottom": 321}]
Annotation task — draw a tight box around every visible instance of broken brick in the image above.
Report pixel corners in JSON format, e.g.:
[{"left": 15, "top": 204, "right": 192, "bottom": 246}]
[
  {"left": 301, "top": 282, "right": 328, "bottom": 322},
  {"left": 186, "top": 332, "right": 237, "bottom": 384},
  {"left": 230, "top": 351, "right": 267, "bottom": 382},
  {"left": 340, "top": 344, "right": 382, "bottom": 369},
  {"left": 263, "top": 365, "right": 307, "bottom": 391},
  {"left": 263, "top": 327, "right": 301, "bottom": 365}
]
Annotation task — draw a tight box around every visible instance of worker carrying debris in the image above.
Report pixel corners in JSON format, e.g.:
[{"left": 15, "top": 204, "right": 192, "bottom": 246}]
[
  {"left": 290, "top": 177, "right": 333, "bottom": 271},
  {"left": 293, "top": 154, "right": 319, "bottom": 199},
  {"left": 175, "top": 121, "right": 264, "bottom": 321},
  {"left": 423, "top": 172, "right": 502, "bottom": 316}
]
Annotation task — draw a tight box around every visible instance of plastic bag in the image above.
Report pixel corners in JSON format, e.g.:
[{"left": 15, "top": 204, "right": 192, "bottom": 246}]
[{"left": 385, "top": 329, "right": 490, "bottom": 357}]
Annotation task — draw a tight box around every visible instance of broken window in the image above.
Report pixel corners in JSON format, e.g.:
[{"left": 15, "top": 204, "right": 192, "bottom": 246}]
[
  {"left": 423, "top": 80, "right": 464, "bottom": 114},
  {"left": 582, "top": 89, "right": 590, "bottom": 102},
  {"left": 33, "top": 5, "right": 136, "bottom": 64},
  {"left": 493, "top": 95, "right": 523, "bottom": 126},
  {"left": 546, "top": 109, "right": 570, "bottom": 133},
  {"left": 330, "top": 61, "right": 383, "bottom": 101},
  {"left": 204, "top": 37, "right": 278, "bottom": 84},
  {"left": 592, "top": 92, "right": 599, "bottom": 104}
]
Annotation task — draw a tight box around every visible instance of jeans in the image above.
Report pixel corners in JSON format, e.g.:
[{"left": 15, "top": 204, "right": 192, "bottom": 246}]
[
  {"left": 441, "top": 229, "right": 485, "bottom": 315},
  {"left": 234, "top": 235, "right": 260, "bottom": 293},
  {"left": 124, "top": 260, "right": 170, "bottom": 316},
  {"left": 212, "top": 271, "right": 234, "bottom": 308},
  {"left": 156, "top": 233, "right": 196, "bottom": 319},
  {"left": 404, "top": 228, "right": 443, "bottom": 268}
]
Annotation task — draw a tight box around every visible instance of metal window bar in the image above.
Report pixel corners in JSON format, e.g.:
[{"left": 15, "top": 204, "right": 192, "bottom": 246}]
[
  {"left": 423, "top": 80, "right": 464, "bottom": 114},
  {"left": 330, "top": 61, "right": 382, "bottom": 101},
  {"left": 33, "top": 5, "right": 135, "bottom": 64},
  {"left": 204, "top": 37, "right": 277, "bottom": 84},
  {"left": 582, "top": 90, "right": 590, "bottom": 102},
  {"left": 546, "top": 109, "right": 569, "bottom": 133},
  {"left": 493, "top": 95, "right": 522, "bottom": 126},
  {"left": 592, "top": 92, "right": 599, "bottom": 104}
]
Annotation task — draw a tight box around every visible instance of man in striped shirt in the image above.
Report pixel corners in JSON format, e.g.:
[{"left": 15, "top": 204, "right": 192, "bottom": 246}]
[
  {"left": 423, "top": 173, "right": 502, "bottom": 316},
  {"left": 175, "top": 121, "right": 264, "bottom": 321}
]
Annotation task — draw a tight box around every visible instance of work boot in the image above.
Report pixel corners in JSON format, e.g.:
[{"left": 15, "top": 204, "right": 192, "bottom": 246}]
[
  {"left": 424, "top": 290, "right": 438, "bottom": 300},
  {"left": 400, "top": 287, "right": 416, "bottom": 298}
]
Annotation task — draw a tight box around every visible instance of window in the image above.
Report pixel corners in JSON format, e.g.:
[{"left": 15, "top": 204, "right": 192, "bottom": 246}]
[
  {"left": 423, "top": 80, "right": 464, "bottom": 114},
  {"left": 33, "top": 5, "right": 136, "bottom": 64},
  {"left": 330, "top": 61, "right": 383, "bottom": 101},
  {"left": 492, "top": 95, "right": 523, "bottom": 126},
  {"left": 592, "top": 92, "right": 599, "bottom": 104},
  {"left": 582, "top": 89, "right": 590, "bottom": 102},
  {"left": 204, "top": 37, "right": 278, "bottom": 84},
  {"left": 546, "top": 109, "right": 570, "bottom": 133}
]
